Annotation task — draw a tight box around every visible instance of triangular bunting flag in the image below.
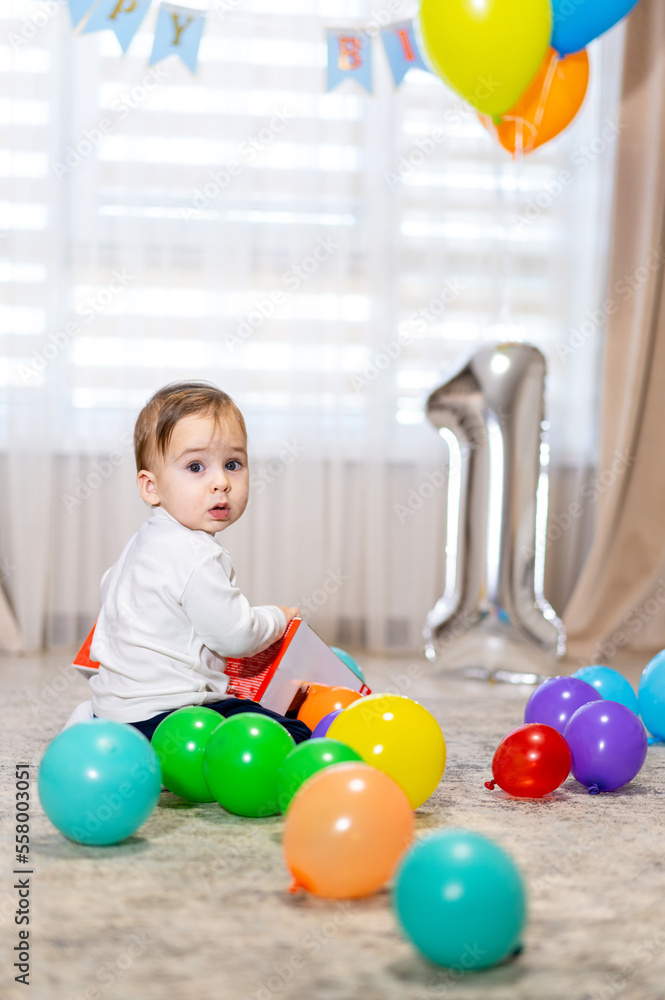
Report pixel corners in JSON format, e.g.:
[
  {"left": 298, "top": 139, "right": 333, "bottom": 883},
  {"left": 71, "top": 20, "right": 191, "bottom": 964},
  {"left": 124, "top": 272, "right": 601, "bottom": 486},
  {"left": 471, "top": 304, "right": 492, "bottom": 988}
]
[
  {"left": 381, "top": 20, "right": 430, "bottom": 86},
  {"left": 149, "top": 3, "right": 206, "bottom": 73},
  {"left": 67, "top": 0, "right": 102, "bottom": 28},
  {"left": 326, "top": 29, "right": 372, "bottom": 94},
  {"left": 82, "top": 0, "right": 152, "bottom": 53}
]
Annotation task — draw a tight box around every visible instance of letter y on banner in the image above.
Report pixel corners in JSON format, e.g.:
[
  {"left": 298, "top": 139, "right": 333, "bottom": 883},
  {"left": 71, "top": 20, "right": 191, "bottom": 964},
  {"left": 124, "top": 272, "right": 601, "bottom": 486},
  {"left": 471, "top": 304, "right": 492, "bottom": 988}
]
[
  {"left": 326, "top": 30, "right": 372, "bottom": 93},
  {"left": 82, "top": 0, "right": 151, "bottom": 52},
  {"left": 149, "top": 4, "right": 206, "bottom": 73},
  {"left": 381, "top": 21, "right": 430, "bottom": 86}
]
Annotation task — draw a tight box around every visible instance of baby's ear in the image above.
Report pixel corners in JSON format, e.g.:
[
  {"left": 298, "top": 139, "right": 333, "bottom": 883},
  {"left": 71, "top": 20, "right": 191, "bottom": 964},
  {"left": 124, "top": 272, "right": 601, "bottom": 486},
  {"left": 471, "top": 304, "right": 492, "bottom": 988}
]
[{"left": 137, "top": 470, "right": 160, "bottom": 506}]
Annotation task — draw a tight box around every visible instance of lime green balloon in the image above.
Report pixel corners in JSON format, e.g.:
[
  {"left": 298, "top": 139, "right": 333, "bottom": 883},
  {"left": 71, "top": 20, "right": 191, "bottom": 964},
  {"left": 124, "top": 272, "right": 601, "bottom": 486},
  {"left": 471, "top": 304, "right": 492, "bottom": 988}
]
[
  {"left": 152, "top": 706, "right": 224, "bottom": 802},
  {"left": 202, "top": 713, "right": 295, "bottom": 817},
  {"left": 419, "top": 0, "right": 552, "bottom": 120},
  {"left": 277, "top": 738, "right": 363, "bottom": 813}
]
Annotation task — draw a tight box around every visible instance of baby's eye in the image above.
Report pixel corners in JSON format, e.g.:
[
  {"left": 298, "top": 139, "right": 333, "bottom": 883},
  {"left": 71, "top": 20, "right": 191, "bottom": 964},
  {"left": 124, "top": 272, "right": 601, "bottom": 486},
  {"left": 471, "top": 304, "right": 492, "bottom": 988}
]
[
  {"left": 225, "top": 460, "right": 241, "bottom": 472},
  {"left": 187, "top": 462, "right": 204, "bottom": 473}
]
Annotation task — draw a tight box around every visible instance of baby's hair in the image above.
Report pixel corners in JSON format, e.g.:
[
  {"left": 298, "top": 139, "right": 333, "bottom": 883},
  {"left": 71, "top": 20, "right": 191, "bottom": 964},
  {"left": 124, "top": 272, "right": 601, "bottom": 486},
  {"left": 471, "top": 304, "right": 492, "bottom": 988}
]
[{"left": 134, "top": 380, "right": 246, "bottom": 473}]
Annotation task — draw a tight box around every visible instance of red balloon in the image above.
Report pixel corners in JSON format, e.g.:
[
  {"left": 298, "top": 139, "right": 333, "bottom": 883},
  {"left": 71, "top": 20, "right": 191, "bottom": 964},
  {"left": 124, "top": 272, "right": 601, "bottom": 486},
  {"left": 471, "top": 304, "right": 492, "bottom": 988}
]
[{"left": 485, "top": 724, "right": 572, "bottom": 798}]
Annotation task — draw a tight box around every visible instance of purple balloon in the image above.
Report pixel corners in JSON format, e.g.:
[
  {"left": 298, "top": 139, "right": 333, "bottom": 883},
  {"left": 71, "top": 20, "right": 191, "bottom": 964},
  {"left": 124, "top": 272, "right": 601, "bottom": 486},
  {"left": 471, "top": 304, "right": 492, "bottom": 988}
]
[
  {"left": 310, "top": 709, "right": 342, "bottom": 739},
  {"left": 524, "top": 676, "right": 603, "bottom": 734},
  {"left": 563, "top": 700, "right": 648, "bottom": 794}
]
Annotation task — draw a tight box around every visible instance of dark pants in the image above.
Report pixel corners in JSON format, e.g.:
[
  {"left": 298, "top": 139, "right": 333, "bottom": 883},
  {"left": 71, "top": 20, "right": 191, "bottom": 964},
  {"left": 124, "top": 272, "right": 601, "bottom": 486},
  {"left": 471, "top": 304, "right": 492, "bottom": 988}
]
[{"left": 126, "top": 698, "right": 312, "bottom": 744}]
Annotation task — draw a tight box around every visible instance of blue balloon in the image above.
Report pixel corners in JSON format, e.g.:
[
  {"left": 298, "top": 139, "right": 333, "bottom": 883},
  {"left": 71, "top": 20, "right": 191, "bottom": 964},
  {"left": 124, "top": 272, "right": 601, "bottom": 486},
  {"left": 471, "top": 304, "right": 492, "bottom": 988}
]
[
  {"left": 38, "top": 720, "right": 162, "bottom": 845},
  {"left": 551, "top": 0, "right": 641, "bottom": 56},
  {"left": 638, "top": 649, "right": 665, "bottom": 741},
  {"left": 572, "top": 665, "right": 639, "bottom": 715},
  {"left": 330, "top": 646, "right": 365, "bottom": 683},
  {"left": 393, "top": 829, "right": 526, "bottom": 969}
]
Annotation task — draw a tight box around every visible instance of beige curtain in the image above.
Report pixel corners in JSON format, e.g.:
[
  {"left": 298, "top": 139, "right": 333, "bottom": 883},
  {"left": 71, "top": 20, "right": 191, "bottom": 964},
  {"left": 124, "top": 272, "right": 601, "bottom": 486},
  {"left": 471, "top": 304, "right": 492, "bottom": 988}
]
[
  {"left": 0, "top": 586, "right": 23, "bottom": 653},
  {"left": 564, "top": 0, "right": 665, "bottom": 662}
]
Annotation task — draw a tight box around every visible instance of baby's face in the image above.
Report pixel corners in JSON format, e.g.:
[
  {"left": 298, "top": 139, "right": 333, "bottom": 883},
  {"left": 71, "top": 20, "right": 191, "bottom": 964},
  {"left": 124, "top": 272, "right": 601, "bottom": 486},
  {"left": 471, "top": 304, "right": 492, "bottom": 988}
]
[{"left": 138, "top": 413, "right": 249, "bottom": 535}]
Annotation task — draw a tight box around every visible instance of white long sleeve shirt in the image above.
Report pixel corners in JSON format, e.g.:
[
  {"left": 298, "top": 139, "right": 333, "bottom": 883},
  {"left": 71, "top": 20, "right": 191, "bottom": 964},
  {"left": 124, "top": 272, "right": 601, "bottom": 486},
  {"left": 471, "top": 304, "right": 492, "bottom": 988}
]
[{"left": 89, "top": 507, "right": 286, "bottom": 723}]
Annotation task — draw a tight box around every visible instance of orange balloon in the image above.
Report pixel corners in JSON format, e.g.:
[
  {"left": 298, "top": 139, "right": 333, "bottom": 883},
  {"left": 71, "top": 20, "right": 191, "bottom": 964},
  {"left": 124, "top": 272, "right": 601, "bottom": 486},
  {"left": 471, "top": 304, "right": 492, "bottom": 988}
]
[
  {"left": 283, "top": 762, "right": 414, "bottom": 898},
  {"left": 297, "top": 682, "right": 328, "bottom": 704},
  {"left": 481, "top": 47, "right": 589, "bottom": 155},
  {"left": 297, "top": 686, "right": 362, "bottom": 730}
]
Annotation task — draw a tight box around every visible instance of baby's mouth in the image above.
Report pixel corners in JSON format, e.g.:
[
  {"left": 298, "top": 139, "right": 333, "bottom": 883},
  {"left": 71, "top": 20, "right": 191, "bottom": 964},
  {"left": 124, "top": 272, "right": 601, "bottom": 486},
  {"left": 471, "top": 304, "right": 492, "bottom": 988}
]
[{"left": 209, "top": 503, "right": 230, "bottom": 520}]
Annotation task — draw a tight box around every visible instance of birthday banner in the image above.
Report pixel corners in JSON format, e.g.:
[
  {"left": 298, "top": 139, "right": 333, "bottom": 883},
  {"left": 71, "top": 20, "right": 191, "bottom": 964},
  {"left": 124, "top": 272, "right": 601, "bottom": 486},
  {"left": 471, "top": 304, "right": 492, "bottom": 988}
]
[
  {"left": 68, "top": 0, "right": 206, "bottom": 70},
  {"left": 66, "top": 1, "right": 429, "bottom": 84},
  {"left": 379, "top": 21, "right": 430, "bottom": 85}
]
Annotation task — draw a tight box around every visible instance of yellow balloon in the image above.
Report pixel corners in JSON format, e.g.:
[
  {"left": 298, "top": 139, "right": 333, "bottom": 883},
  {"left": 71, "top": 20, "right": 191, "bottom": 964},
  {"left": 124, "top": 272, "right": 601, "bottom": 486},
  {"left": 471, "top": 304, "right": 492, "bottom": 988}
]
[
  {"left": 327, "top": 694, "right": 446, "bottom": 809},
  {"left": 418, "top": 0, "right": 552, "bottom": 121}
]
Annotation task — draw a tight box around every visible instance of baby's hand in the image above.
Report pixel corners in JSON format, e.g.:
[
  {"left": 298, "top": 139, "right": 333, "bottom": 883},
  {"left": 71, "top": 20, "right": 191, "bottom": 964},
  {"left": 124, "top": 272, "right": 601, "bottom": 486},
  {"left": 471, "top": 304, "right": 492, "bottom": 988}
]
[{"left": 277, "top": 606, "right": 300, "bottom": 623}]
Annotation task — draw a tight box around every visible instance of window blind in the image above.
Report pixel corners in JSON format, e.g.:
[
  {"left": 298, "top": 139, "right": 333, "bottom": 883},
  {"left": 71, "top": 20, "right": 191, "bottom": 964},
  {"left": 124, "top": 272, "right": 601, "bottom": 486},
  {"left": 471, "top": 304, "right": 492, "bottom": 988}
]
[{"left": 1, "top": 0, "right": 623, "bottom": 466}]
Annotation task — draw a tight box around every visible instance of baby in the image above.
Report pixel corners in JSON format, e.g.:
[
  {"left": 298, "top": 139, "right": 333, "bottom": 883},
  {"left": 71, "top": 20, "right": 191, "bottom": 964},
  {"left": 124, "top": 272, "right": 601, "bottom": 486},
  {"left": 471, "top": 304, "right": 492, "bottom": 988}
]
[{"left": 89, "top": 380, "right": 310, "bottom": 743}]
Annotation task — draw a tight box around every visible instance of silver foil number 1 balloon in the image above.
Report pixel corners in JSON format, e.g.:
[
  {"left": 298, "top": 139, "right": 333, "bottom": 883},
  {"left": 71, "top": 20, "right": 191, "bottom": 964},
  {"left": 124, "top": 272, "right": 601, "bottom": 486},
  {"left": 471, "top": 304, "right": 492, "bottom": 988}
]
[{"left": 423, "top": 342, "right": 565, "bottom": 681}]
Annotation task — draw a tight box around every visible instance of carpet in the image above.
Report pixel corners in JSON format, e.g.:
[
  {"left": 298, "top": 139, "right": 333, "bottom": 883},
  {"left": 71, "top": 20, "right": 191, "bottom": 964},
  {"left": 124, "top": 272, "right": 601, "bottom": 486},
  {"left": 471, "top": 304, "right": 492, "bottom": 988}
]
[{"left": 1, "top": 650, "right": 664, "bottom": 1000}]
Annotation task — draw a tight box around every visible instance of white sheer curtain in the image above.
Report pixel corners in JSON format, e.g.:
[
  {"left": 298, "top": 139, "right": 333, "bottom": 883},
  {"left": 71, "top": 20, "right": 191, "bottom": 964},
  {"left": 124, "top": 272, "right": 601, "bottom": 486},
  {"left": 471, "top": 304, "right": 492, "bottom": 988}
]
[{"left": 0, "top": 0, "right": 624, "bottom": 653}]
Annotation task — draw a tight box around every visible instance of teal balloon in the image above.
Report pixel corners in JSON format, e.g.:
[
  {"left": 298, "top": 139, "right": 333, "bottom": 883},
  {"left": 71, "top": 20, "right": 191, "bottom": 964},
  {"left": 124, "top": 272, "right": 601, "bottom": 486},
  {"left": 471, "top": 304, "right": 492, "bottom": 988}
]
[
  {"left": 393, "top": 829, "right": 526, "bottom": 969},
  {"left": 38, "top": 720, "right": 162, "bottom": 845},
  {"left": 152, "top": 706, "right": 225, "bottom": 802},
  {"left": 277, "top": 738, "right": 363, "bottom": 812},
  {"left": 331, "top": 646, "right": 365, "bottom": 683},
  {"left": 639, "top": 650, "right": 665, "bottom": 741},
  {"left": 572, "top": 665, "right": 639, "bottom": 715},
  {"left": 203, "top": 713, "right": 295, "bottom": 817}
]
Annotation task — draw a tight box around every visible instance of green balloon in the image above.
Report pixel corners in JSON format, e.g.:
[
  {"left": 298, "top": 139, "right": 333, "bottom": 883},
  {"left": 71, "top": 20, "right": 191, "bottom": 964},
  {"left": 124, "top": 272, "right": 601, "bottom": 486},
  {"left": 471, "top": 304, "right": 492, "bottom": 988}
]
[
  {"left": 393, "top": 829, "right": 526, "bottom": 969},
  {"left": 202, "top": 713, "right": 295, "bottom": 817},
  {"left": 277, "top": 738, "right": 363, "bottom": 812},
  {"left": 152, "top": 706, "right": 224, "bottom": 802}
]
